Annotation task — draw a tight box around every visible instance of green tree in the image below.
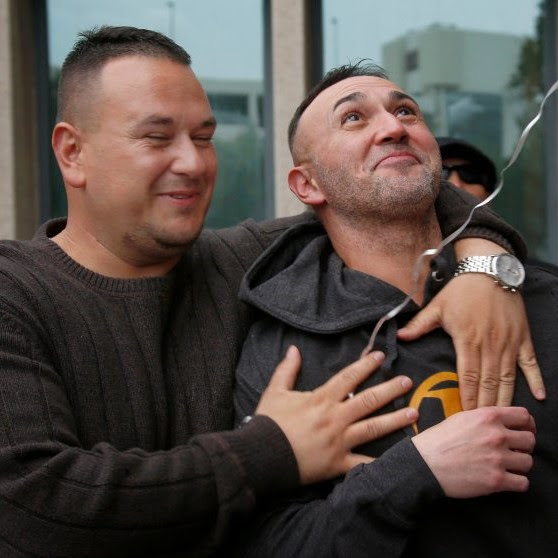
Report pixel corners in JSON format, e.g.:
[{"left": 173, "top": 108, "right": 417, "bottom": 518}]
[{"left": 492, "top": 0, "right": 548, "bottom": 259}]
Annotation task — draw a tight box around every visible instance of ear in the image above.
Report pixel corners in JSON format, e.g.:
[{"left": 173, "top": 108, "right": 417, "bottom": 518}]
[
  {"left": 51, "top": 122, "right": 86, "bottom": 189},
  {"left": 288, "top": 166, "right": 326, "bottom": 207}
]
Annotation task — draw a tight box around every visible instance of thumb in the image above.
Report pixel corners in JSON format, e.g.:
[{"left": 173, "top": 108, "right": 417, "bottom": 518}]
[
  {"left": 266, "top": 345, "right": 302, "bottom": 391},
  {"left": 397, "top": 304, "right": 442, "bottom": 341}
]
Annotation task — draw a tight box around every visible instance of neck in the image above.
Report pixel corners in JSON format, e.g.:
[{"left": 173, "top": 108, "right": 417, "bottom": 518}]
[
  {"left": 52, "top": 221, "right": 180, "bottom": 279},
  {"left": 323, "top": 209, "right": 442, "bottom": 304}
]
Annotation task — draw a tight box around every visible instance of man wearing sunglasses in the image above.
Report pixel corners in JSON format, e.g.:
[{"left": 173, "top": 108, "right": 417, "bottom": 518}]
[{"left": 437, "top": 137, "right": 496, "bottom": 201}]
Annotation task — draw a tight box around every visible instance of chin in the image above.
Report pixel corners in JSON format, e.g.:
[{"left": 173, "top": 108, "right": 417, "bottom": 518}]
[
  {"left": 130, "top": 220, "right": 205, "bottom": 256},
  {"left": 155, "top": 226, "right": 204, "bottom": 250}
]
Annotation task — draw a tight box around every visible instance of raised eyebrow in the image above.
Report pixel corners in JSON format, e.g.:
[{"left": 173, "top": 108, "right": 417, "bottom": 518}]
[
  {"left": 389, "top": 90, "right": 419, "bottom": 107},
  {"left": 333, "top": 91, "right": 366, "bottom": 112}
]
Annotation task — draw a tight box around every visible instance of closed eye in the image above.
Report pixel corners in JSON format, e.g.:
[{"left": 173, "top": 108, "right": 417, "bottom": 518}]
[{"left": 193, "top": 136, "right": 214, "bottom": 146}]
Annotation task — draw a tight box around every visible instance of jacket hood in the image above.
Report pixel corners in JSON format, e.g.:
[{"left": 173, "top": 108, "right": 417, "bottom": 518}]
[{"left": 239, "top": 219, "right": 453, "bottom": 334}]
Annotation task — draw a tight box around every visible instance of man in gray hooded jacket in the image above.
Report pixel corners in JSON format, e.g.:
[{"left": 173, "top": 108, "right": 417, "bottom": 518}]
[{"left": 233, "top": 62, "right": 556, "bottom": 557}]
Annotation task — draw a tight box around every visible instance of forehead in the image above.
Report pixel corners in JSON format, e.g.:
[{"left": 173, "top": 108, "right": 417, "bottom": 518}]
[
  {"left": 304, "top": 76, "right": 412, "bottom": 120},
  {"left": 96, "top": 55, "right": 212, "bottom": 121}
]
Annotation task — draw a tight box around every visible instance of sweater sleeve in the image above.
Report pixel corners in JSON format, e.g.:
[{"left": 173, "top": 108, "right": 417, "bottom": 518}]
[
  {"left": 232, "top": 439, "right": 443, "bottom": 558},
  {"left": 435, "top": 181, "right": 526, "bottom": 259},
  {"left": 0, "top": 311, "right": 299, "bottom": 557}
]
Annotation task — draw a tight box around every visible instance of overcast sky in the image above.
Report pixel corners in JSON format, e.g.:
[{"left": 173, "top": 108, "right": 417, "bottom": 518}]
[{"left": 48, "top": 0, "right": 541, "bottom": 79}]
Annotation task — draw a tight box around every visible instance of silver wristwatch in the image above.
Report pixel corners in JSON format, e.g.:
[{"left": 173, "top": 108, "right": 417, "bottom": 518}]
[{"left": 454, "top": 254, "right": 525, "bottom": 292}]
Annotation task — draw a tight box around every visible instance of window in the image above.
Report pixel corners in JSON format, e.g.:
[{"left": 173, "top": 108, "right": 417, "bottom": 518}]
[
  {"left": 322, "top": 0, "right": 556, "bottom": 262},
  {"left": 405, "top": 49, "right": 419, "bottom": 72}
]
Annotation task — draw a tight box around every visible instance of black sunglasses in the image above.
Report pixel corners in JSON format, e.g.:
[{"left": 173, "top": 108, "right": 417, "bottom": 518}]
[{"left": 441, "top": 164, "right": 488, "bottom": 187}]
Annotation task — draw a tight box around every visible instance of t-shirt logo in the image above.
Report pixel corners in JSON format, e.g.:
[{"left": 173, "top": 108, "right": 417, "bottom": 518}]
[{"left": 408, "top": 371, "right": 462, "bottom": 433}]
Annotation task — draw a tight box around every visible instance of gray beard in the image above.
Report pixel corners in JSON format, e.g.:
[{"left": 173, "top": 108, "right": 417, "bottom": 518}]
[{"left": 315, "top": 164, "right": 440, "bottom": 225}]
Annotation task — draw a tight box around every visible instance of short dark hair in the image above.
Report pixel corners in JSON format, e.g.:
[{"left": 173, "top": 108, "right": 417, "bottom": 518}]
[
  {"left": 57, "top": 25, "right": 192, "bottom": 123},
  {"left": 287, "top": 60, "right": 388, "bottom": 154}
]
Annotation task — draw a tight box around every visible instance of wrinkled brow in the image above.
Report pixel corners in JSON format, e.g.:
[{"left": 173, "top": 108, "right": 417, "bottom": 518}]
[
  {"left": 332, "top": 91, "right": 366, "bottom": 112},
  {"left": 332, "top": 89, "right": 419, "bottom": 113},
  {"left": 389, "top": 90, "right": 419, "bottom": 106}
]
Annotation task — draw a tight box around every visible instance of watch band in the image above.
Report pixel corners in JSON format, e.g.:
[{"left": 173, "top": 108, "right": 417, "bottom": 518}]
[
  {"left": 454, "top": 254, "right": 524, "bottom": 292},
  {"left": 455, "top": 255, "right": 496, "bottom": 275}
]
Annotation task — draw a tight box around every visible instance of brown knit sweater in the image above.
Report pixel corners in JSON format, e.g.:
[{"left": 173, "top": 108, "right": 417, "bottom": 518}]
[{"left": 0, "top": 185, "right": 524, "bottom": 557}]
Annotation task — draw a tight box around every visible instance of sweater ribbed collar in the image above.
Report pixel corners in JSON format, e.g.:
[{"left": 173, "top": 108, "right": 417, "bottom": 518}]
[{"left": 31, "top": 218, "right": 178, "bottom": 294}]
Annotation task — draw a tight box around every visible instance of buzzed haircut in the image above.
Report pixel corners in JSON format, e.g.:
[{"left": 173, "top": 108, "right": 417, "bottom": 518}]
[
  {"left": 57, "top": 25, "right": 192, "bottom": 123},
  {"left": 287, "top": 60, "right": 388, "bottom": 154}
]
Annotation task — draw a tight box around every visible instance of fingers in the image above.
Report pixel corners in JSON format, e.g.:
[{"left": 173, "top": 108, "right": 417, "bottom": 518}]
[
  {"left": 345, "top": 406, "right": 418, "bottom": 448},
  {"left": 319, "top": 351, "right": 385, "bottom": 401},
  {"left": 494, "top": 350, "right": 517, "bottom": 407},
  {"left": 265, "top": 345, "right": 302, "bottom": 391},
  {"left": 456, "top": 336, "right": 516, "bottom": 409},
  {"left": 498, "top": 472, "right": 530, "bottom": 493},
  {"left": 506, "top": 429, "right": 536, "bottom": 454},
  {"left": 341, "top": 375, "right": 413, "bottom": 423},
  {"left": 517, "top": 337, "right": 546, "bottom": 400},
  {"left": 455, "top": 338, "right": 481, "bottom": 410},
  {"left": 498, "top": 406, "right": 536, "bottom": 432},
  {"left": 397, "top": 305, "right": 441, "bottom": 341},
  {"left": 476, "top": 338, "right": 503, "bottom": 408}
]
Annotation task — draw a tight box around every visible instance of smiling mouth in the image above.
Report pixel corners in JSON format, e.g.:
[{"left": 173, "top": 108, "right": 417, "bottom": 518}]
[
  {"left": 375, "top": 152, "right": 419, "bottom": 168},
  {"left": 157, "top": 192, "right": 201, "bottom": 207},
  {"left": 159, "top": 191, "right": 199, "bottom": 198}
]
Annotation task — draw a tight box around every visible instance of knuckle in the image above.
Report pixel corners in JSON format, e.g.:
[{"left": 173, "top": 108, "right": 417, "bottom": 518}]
[
  {"left": 518, "top": 351, "right": 538, "bottom": 369},
  {"left": 499, "top": 367, "right": 516, "bottom": 385},
  {"left": 486, "top": 429, "right": 507, "bottom": 448},
  {"left": 479, "top": 375, "right": 499, "bottom": 391},
  {"left": 486, "top": 468, "right": 506, "bottom": 490},
  {"left": 477, "top": 405, "right": 500, "bottom": 424},
  {"left": 460, "top": 370, "right": 481, "bottom": 387},
  {"left": 364, "top": 419, "right": 381, "bottom": 440},
  {"left": 339, "top": 367, "right": 362, "bottom": 389},
  {"left": 462, "top": 338, "right": 481, "bottom": 352},
  {"left": 340, "top": 369, "right": 358, "bottom": 386},
  {"left": 360, "top": 389, "right": 381, "bottom": 411}
]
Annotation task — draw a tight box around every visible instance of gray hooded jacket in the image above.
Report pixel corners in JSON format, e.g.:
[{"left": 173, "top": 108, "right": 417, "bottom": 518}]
[{"left": 234, "top": 218, "right": 558, "bottom": 558}]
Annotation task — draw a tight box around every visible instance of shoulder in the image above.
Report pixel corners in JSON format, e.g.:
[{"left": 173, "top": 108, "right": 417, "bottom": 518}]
[
  {"left": 197, "top": 212, "right": 317, "bottom": 271},
  {"left": 524, "top": 262, "right": 558, "bottom": 288},
  {"left": 523, "top": 263, "right": 558, "bottom": 317},
  {"left": 0, "top": 239, "right": 41, "bottom": 276}
]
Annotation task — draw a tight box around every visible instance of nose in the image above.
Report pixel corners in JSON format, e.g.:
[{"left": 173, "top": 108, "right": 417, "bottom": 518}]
[
  {"left": 169, "top": 135, "right": 209, "bottom": 177},
  {"left": 373, "top": 111, "right": 408, "bottom": 144}
]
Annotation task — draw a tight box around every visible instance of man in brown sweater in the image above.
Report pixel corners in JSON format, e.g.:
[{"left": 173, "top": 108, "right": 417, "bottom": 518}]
[{"left": 0, "top": 26, "right": 541, "bottom": 557}]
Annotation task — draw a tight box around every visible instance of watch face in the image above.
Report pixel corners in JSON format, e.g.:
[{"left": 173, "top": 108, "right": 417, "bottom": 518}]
[{"left": 494, "top": 254, "right": 525, "bottom": 287}]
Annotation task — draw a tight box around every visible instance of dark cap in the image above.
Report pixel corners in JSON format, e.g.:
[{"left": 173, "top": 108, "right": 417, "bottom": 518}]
[{"left": 436, "top": 137, "right": 497, "bottom": 193}]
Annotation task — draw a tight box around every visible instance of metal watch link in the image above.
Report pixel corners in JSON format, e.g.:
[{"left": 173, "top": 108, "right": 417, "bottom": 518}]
[{"left": 454, "top": 254, "right": 525, "bottom": 292}]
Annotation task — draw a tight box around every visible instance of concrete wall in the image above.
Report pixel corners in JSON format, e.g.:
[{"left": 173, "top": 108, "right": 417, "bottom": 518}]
[
  {"left": 270, "top": 0, "right": 307, "bottom": 217},
  {"left": 0, "top": 0, "right": 39, "bottom": 240},
  {"left": 0, "top": 0, "right": 16, "bottom": 239}
]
